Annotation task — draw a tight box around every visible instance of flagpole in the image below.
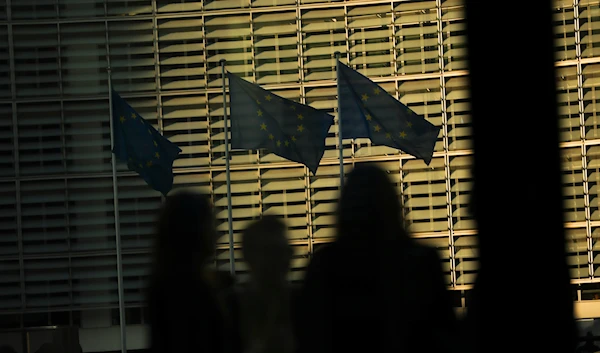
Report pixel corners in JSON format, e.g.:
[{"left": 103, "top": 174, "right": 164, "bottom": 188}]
[
  {"left": 334, "top": 51, "right": 344, "bottom": 189},
  {"left": 107, "top": 68, "right": 128, "bottom": 353},
  {"left": 220, "top": 59, "right": 235, "bottom": 275}
]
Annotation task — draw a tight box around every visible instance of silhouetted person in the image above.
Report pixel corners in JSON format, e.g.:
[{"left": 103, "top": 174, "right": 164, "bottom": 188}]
[
  {"left": 239, "top": 216, "right": 295, "bottom": 353},
  {"left": 576, "top": 332, "right": 600, "bottom": 353},
  {"left": 147, "top": 189, "right": 241, "bottom": 353},
  {"left": 296, "top": 164, "right": 457, "bottom": 353}
]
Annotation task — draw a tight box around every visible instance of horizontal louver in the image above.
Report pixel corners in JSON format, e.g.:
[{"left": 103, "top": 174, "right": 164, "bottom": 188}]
[
  {"left": 24, "top": 257, "right": 70, "bottom": 308},
  {"left": 108, "top": 19, "right": 156, "bottom": 93},
  {"left": 0, "top": 104, "right": 13, "bottom": 177},
  {"left": 71, "top": 255, "right": 119, "bottom": 307},
  {"left": 204, "top": 14, "right": 253, "bottom": 87},
  {"left": 162, "top": 94, "right": 211, "bottom": 168},
  {"left": 253, "top": 11, "right": 299, "bottom": 84},
  {"left": 441, "top": 0, "right": 468, "bottom": 71},
  {"left": 557, "top": 65, "right": 581, "bottom": 142},
  {"left": 117, "top": 175, "right": 162, "bottom": 250},
  {"left": 0, "top": 1, "right": 6, "bottom": 21},
  {"left": 58, "top": 0, "right": 105, "bottom": 19},
  {"left": 553, "top": 0, "right": 577, "bottom": 61},
  {"left": 449, "top": 155, "right": 474, "bottom": 231},
  {"left": 11, "top": 0, "right": 56, "bottom": 20},
  {"left": 13, "top": 24, "right": 60, "bottom": 98},
  {"left": 403, "top": 157, "right": 447, "bottom": 233},
  {"left": 64, "top": 99, "right": 112, "bottom": 174},
  {"left": 347, "top": 4, "right": 394, "bottom": 78},
  {"left": 214, "top": 169, "right": 260, "bottom": 244},
  {"left": 60, "top": 21, "right": 108, "bottom": 97},
  {"left": 0, "top": 26, "right": 9, "bottom": 98},
  {"left": 0, "top": 259, "right": 21, "bottom": 310},
  {"left": 106, "top": 0, "right": 153, "bottom": 17},
  {"left": 17, "top": 101, "right": 64, "bottom": 176},
  {"left": 156, "top": 1, "right": 203, "bottom": 13},
  {"left": 20, "top": 180, "right": 68, "bottom": 255},
  {"left": 301, "top": 8, "right": 346, "bottom": 82},
  {"left": 394, "top": 1, "right": 438, "bottom": 75},
  {"left": 446, "top": 76, "right": 471, "bottom": 151},
  {"left": 583, "top": 63, "right": 600, "bottom": 139},
  {"left": 564, "top": 147, "right": 586, "bottom": 223},
  {"left": 0, "top": 182, "right": 17, "bottom": 257},
  {"left": 310, "top": 165, "right": 345, "bottom": 240},
  {"left": 453, "top": 234, "right": 477, "bottom": 285},
  {"left": 587, "top": 146, "right": 600, "bottom": 220},
  {"left": 591, "top": 226, "right": 600, "bottom": 276},
  {"left": 579, "top": 1, "right": 600, "bottom": 58},
  {"left": 67, "top": 178, "right": 116, "bottom": 252},
  {"left": 566, "top": 227, "right": 589, "bottom": 279},
  {"left": 158, "top": 17, "right": 206, "bottom": 91},
  {"left": 261, "top": 167, "right": 310, "bottom": 240},
  {"left": 122, "top": 253, "right": 151, "bottom": 304}
]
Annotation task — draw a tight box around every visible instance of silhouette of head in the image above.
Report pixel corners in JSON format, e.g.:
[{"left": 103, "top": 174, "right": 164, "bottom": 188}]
[
  {"left": 337, "top": 164, "right": 405, "bottom": 240},
  {"left": 242, "top": 216, "right": 292, "bottom": 285},
  {"left": 153, "top": 189, "right": 216, "bottom": 271}
]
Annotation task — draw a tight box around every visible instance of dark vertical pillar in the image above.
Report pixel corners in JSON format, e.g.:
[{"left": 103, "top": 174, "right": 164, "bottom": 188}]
[{"left": 464, "top": 2, "right": 576, "bottom": 351}]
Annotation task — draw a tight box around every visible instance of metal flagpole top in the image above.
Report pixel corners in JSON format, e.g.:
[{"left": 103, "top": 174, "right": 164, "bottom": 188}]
[
  {"left": 220, "top": 59, "right": 226, "bottom": 66},
  {"left": 334, "top": 51, "right": 341, "bottom": 58}
]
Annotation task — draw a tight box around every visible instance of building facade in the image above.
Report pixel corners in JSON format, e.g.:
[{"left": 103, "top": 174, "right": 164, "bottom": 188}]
[{"left": 0, "top": 0, "right": 597, "bottom": 351}]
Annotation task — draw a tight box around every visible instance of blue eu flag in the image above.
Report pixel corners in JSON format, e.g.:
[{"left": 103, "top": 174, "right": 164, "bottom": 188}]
[
  {"left": 337, "top": 60, "right": 441, "bottom": 165},
  {"left": 227, "top": 72, "right": 334, "bottom": 175},
  {"left": 111, "top": 90, "right": 182, "bottom": 196}
]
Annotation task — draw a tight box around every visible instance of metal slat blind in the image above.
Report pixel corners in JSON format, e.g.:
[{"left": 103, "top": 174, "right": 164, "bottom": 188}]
[
  {"left": 565, "top": 228, "right": 589, "bottom": 279},
  {"left": 0, "top": 104, "right": 14, "bottom": 177},
  {"left": 557, "top": 65, "right": 581, "bottom": 142},
  {"left": 348, "top": 4, "right": 394, "bottom": 77},
  {"left": 554, "top": 0, "right": 577, "bottom": 61},
  {"left": 579, "top": 1, "right": 600, "bottom": 58},
  {"left": 563, "top": 147, "right": 586, "bottom": 223},
  {"left": 449, "top": 155, "right": 473, "bottom": 231},
  {"left": 61, "top": 22, "right": 108, "bottom": 97},
  {"left": 394, "top": 1, "right": 438, "bottom": 75},
  {"left": 205, "top": 14, "right": 252, "bottom": 86},
  {"left": 117, "top": 175, "right": 161, "bottom": 250},
  {"left": 0, "top": 183, "right": 18, "bottom": 256},
  {"left": 13, "top": 24, "right": 60, "bottom": 97},
  {"left": 162, "top": 94, "right": 211, "bottom": 168},
  {"left": 441, "top": 0, "right": 467, "bottom": 71},
  {"left": 301, "top": 8, "right": 346, "bottom": 82},
  {"left": 0, "top": 26, "right": 9, "bottom": 97},
  {"left": 158, "top": 18, "right": 206, "bottom": 91},
  {"left": 253, "top": 12, "right": 298, "bottom": 84},
  {"left": 583, "top": 63, "right": 600, "bottom": 139},
  {"left": 445, "top": 77, "right": 471, "bottom": 151}
]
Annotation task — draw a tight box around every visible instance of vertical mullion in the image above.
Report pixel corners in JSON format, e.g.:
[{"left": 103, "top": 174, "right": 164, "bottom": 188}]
[
  {"left": 437, "top": 0, "right": 456, "bottom": 288},
  {"left": 104, "top": 2, "right": 127, "bottom": 351},
  {"left": 6, "top": 0, "right": 25, "bottom": 314},
  {"left": 297, "top": 6, "right": 314, "bottom": 258},
  {"left": 151, "top": 1, "right": 166, "bottom": 210},
  {"left": 574, "top": 0, "right": 593, "bottom": 279}
]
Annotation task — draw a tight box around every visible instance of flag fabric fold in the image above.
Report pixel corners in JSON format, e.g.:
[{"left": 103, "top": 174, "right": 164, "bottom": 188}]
[
  {"left": 111, "top": 90, "right": 182, "bottom": 196},
  {"left": 337, "top": 60, "right": 441, "bottom": 165},
  {"left": 227, "top": 72, "right": 334, "bottom": 175}
]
